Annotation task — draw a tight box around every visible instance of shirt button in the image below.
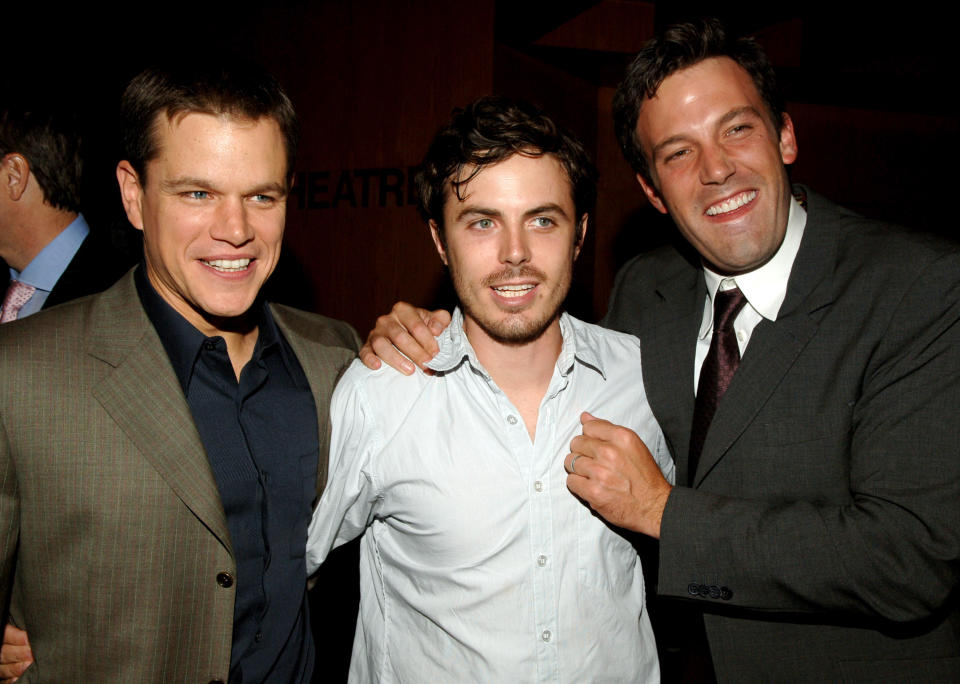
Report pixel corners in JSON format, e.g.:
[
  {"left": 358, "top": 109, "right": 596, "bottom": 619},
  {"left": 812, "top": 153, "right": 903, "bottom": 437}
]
[
  {"left": 534, "top": 481, "right": 543, "bottom": 492},
  {"left": 254, "top": 631, "right": 263, "bottom": 643},
  {"left": 537, "top": 554, "right": 547, "bottom": 567},
  {"left": 507, "top": 415, "right": 518, "bottom": 425},
  {"left": 204, "top": 340, "right": 217, "bottom": 351},
  {"left": 541, "top": 630, "right": 552, "bottom": 642},
  {"left": 216, "top": 571, "right": 234, "bottom": 588},
  {"left": 736, "top": 330, "right": 745, "bottom": 343}
]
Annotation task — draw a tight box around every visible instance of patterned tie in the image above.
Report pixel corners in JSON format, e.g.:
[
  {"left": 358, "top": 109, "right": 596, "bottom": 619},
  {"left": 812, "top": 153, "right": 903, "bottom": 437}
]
[
  {"left": 1, "top": 280, "right": 37, "bottom": 323},
  {"left": 688, "top": 286, "right": 748, "bottom": 485}
]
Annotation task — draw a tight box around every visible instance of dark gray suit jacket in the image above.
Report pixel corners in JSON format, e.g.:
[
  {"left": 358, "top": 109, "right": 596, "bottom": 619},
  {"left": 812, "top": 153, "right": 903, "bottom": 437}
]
[
  {"left": 0, "top": 271, "right": 358, "bottom": 681},
  {"left": 604, "top": 187, "right": 960, "bottom": 682}
]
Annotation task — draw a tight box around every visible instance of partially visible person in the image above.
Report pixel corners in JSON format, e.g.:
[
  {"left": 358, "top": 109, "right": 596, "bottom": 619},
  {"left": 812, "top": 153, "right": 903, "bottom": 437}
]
[
  {"left": 0, "top": 63, "right": 357, "bottom": 682},
  {"left": 359, "top": 19, "right": 960, "bottom": 683},
  {"left": 306, "top": 96, "right": 673, "bottom": 681},
  {"left": 0, "top": 99, "right": 132, "bottom": 322}
]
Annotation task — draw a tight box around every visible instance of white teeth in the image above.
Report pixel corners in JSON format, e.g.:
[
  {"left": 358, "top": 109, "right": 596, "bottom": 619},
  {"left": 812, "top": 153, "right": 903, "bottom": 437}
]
[
  {"left": 493, "top": 284, "right": 535, "bottom": 298},
  {"left": 204, "top": 258, "right": 251, "bottom": 272},
  {"left": 705, "top": 190, "right": 757, "bottom": 216}
]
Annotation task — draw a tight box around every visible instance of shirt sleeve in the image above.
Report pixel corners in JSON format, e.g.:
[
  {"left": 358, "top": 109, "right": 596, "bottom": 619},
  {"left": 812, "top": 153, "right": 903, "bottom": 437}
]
[{"left": 306, "top": 363, "right": 381, "bottom": 574}]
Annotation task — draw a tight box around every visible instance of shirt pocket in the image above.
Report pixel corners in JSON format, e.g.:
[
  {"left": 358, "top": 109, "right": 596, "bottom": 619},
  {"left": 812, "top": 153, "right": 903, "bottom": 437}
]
[{"left": 576, "top": 503, "right": 641, "bottom": 594}]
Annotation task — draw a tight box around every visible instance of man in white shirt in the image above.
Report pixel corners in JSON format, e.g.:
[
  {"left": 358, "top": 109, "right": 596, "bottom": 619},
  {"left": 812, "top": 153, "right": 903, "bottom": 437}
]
[
  {"left": 306, "top": 96, "right": 673, "bottom": 682},
  {"left": 358, "top": 19, "right": 960, "bottom": 683}
]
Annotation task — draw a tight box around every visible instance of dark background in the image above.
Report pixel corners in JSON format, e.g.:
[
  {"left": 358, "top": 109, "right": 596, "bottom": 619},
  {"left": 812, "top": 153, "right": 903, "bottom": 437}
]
[{"left": 10, "top": 1, "right": 958, "bottom": 678}]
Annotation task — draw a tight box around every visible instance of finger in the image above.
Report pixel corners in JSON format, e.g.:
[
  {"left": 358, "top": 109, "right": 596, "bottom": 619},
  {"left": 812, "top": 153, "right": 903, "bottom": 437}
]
[
  {"left": 0, "top": 645, "right": 32, "bottom": 664},
  {"left": 422, "top": 308, "right": 452, "bottom": 336},
  {"left": 1, "top": 626, "right": 28, "bottom": 648},
  {"left": 395, "top": 306, "right": 442, "bottom": 361}
]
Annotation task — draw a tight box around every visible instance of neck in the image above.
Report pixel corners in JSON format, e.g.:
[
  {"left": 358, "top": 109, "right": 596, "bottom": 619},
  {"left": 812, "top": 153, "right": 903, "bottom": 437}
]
[
  {"left": 3, "top": 208, "right": 78, "bottom": 272},
  {"left": 465, "top": 315, "right": 563, "bottom": 440}
]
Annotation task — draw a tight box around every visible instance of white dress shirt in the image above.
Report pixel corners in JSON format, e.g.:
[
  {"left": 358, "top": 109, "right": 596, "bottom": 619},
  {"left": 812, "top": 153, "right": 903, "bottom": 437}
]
[
  {"left": 6, "top": 213, "right": 89, "bottom": 318},
  {"left": 308, "top": 310, "right": 674, "bottom": 682},
  {"left": 694, "top": 198, "right": 807, "bottom": 390}
]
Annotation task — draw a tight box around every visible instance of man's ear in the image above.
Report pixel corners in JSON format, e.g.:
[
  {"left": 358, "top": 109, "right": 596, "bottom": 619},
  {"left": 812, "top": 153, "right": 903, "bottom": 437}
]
[
  {"left": 429, "top": 220, "right": 448, "bottom": 266},
  {"left": 574, "top": 214, "right": 588, "bottom": 260},
  {"left": 779, "top": 112, "right": 798, "bottom": 165},
  {"left": 636, "top": 172, "right": 668, "bottom": 215},
  {"left": 116, "top": 161, "right": 145, "bottom": 231},
  {"left": 2, "top": 154, "right": 31, "bottom": 202}
]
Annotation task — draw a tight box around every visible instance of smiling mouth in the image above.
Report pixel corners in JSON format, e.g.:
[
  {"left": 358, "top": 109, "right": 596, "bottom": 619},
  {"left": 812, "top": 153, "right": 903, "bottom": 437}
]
[
  {"left": 705, "top": 190, "right": 757, "bottom": 216},
  {"left": 203, "top": 258, "right": 251, "bottom": 272},
  {"left": 492, "top": 284, "right": 535, "bottom": 298}
]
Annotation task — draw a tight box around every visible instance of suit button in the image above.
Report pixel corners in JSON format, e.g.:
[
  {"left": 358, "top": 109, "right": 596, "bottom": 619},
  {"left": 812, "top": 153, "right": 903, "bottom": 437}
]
[
  {"left": 698, "top": 584, "right": 710, "bottom": 597},
  {"left": 216, "top": 571, "right": 234, "bottom": 588},
  {"left": 687, "top": 583, "right": 700, "bottom": 596},
  {"left": 708, "top": 585, "right": 721, "bottom": 599},
  {"left": 720, "top": 586, "right": 733, "bottom": 600}
]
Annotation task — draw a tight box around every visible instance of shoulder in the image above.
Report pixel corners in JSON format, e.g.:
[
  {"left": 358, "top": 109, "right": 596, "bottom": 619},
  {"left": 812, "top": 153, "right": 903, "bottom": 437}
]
[
  {"left": 804, "top": 188, "right": 960, "bottom": 291},
  {"left": 331, "top": 357, "right": 436, "bottom": 435},
  {"left": 569, "top": 314, "right": 643, "bottom": 357},
  {"left": 566, "top": 314, "right": 645, "bottom": 382},
  {"left": 270, "top": 304, "right": 361, "bottom": 354},
  {"left": 613, "top": 243, "right": 698, "bottom": 293},
  {"left": 0, "top": 287, "right": 108, "bottom": 352}
]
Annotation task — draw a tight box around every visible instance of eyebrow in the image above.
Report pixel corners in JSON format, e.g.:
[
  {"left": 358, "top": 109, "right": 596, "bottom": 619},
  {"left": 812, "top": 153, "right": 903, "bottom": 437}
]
[
  {"left": 651, "top": 106, "right": 764, "bottom": 158},
  {"left": 159, "top": 177, "right": 287, "bottom": 195},
  {"left": 454, "top": 203, "right": 571, "bottom": 223}
]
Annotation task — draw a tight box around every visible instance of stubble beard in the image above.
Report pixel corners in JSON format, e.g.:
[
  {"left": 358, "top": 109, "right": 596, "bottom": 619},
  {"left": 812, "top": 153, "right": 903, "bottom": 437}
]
[{"left": 453, "top": 264, "right": 570, "bottom": 347}]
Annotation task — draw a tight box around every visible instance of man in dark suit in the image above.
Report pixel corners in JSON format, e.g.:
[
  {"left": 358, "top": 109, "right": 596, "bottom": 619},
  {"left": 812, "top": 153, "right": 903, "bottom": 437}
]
[
  {"left": 360, "top": 19, "right": 960, "bottom": 683},
  {"left": 0, "top": 64, "right": 357, "bottom": 682},
  {"left": 0, "top": 101, "right": 131, "bottom": 322},
  {"left": 563, "top": 19, "right": 960, "bottom": 682}
]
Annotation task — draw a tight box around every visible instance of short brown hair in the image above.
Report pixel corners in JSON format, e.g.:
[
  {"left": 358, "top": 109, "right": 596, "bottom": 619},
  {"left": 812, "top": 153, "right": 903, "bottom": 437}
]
[{"left": 120, "top": 61, "right": 299, "bottom": 185}]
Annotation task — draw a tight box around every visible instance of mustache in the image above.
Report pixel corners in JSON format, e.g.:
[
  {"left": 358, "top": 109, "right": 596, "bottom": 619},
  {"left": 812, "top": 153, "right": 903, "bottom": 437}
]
[{"left": 480, "top": 265, "right": 547, "bottom": 288}]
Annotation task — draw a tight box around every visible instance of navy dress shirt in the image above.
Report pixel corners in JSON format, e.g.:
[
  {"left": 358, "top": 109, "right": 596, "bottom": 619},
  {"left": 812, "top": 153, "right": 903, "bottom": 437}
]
[{"left": 136, "top": 267, "right": 317, "bottom": 683}]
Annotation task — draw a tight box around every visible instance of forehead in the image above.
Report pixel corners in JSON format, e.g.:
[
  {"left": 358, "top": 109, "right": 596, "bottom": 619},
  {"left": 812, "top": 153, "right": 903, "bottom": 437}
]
[
  {"left": 636, "top": 57, "right": 767, "bottom": 145},
  {"left": 446, "top": 153, "right": 574, "bottom": 209},
  {"left": 146, "top": 112, "right": 286, "bottom": 181}
]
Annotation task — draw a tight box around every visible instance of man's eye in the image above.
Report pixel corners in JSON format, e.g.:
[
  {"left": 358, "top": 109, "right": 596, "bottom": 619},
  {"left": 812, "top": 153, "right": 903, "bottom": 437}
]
[
  {"left": 728, "top": 124, "right": 752, "bottom": 136},
  {"left": 664, "top": 149, "right": 688, "bottom": 163},
  {"left": 474, "top": 218, "right": 494, "bottom": 229},
  {"left": 532, "top": 217, "right": 554, "bottom": 227},
  {"left": 252, "top": 194, "right": 275, "bottom": 203},
  {"left": 184, "top": 191, "right": 209, "bottom": 200}
]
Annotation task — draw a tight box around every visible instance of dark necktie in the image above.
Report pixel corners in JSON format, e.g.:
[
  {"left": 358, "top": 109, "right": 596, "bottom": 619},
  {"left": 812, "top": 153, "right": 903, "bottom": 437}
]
[{"left": 688, "top": 286, "right": 748, "bottom": 486}]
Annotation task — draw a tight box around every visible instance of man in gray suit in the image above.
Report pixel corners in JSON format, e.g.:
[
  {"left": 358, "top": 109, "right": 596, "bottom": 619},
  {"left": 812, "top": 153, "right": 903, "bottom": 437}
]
[
  {"left": 362, "top": 19, "right": 960, "bottom": 683},
  {"left": 0, "top": 64, "right": 357, "bottom": 682}
]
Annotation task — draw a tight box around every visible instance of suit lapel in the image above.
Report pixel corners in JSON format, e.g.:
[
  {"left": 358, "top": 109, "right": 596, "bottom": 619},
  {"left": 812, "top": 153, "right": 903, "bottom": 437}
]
[
  {"left": 272, "top": 306, "right": 356, "bottom": 498},
  {"left": 87, "top": 274, "right": 232, "bottom": 551},
  {"left": 693, "top": 186, "right": 838, "bottom": 486},
  {"left": 641, "top": 265, "right": 704, "bottom": 483}
]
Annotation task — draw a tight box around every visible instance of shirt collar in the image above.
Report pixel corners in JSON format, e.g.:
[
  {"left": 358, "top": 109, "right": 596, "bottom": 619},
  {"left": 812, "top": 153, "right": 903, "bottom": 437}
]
[
  {"left": 699, "top": 196, "right": 807, "bottom": 338},
  {"left": 10, "top": 213, "right": 90, "bottom": 290},
  {"left": 426, "top": 308, "right": 606, "bottom": 380},
  {"left": 134, "top": 264, "right": 278, "bottom": 391}
]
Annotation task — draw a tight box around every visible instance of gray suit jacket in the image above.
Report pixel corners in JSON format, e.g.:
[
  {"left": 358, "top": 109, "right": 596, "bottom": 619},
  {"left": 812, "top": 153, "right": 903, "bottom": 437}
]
[
  {"left": 604, "top": 187, "right": 960, "bottom": 682},
  {"left": 0, "top": 270, "right": 358, "bottom": 682}
]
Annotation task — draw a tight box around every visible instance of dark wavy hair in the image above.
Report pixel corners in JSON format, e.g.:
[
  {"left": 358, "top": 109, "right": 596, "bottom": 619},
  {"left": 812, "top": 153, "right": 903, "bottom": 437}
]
[
  {"left": 613, "top": 18, "right": 785, "bottom": 183},
  {"left": 120, "top": 61, "right": 299, "bottom": 186},
  {"left": 0, "top": 100, "right": 82, "bottom": 213},
  {"left": 416, "top": 96, "right": 597, "bottom": 239}
]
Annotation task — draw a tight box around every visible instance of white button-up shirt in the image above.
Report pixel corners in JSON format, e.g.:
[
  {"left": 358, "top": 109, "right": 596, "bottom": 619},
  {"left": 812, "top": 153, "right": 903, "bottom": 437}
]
[
  {"left": 694, "top": 197, "right": 808, "bottom": 390},
  {"left": 307, "top": 310, "right": 673, "bottom": 682}
]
